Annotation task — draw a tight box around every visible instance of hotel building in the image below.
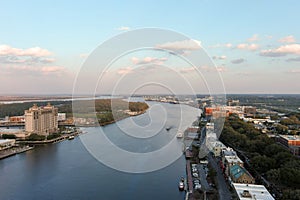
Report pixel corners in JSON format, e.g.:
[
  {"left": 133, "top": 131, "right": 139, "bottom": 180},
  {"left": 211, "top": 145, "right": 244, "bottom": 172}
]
[{"left": 25, "top": 103, "right": 58, "bottom": 136}]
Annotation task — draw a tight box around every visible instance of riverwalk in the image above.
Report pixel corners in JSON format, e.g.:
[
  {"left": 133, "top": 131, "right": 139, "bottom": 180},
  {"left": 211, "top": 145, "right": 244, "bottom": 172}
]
[{"left": 0, "top": 146, "right": 34, "bottom": 160}]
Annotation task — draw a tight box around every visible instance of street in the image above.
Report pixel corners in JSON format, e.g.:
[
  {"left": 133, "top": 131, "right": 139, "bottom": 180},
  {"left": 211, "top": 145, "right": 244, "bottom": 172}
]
[{"left": 208, "top": 153, "right": 232, "bottom": 200}]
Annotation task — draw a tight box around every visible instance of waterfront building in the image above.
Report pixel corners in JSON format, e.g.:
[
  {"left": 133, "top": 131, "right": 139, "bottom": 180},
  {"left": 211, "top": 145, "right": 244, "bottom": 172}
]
[
  {"left": 25, "top": 103, "right": 58, "bottom": 136},
  {"left": 232, "top": 183, "right": 274, "bottom": 200},
  {"left": 0, "top": 139, "right": 15, "bottom": 150}
]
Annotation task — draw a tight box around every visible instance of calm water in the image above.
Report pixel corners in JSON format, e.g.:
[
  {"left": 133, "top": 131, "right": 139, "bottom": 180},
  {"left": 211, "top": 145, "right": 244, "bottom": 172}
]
[{"left": 0, "top": 102, "right": 200, "bottom": 200}]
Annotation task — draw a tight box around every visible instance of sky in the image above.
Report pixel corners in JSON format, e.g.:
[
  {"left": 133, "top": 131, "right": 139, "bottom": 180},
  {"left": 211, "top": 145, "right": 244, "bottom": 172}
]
[{"left": 0, "top": 0, "right": 300, "bottom": 95}]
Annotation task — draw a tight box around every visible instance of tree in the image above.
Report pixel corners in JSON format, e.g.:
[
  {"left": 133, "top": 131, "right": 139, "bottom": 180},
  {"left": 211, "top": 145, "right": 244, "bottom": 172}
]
[{"left": 1, "top": 134, "right": 16, "bottom": 139}]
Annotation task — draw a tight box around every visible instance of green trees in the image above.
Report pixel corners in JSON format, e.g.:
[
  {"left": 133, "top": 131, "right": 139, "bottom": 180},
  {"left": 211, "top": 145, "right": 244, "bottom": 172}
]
[
  {"left": 220, "top": 114, "right": 300, "bottom": 195},
  {"left": 1, "top": 134, "right": 16, "bottom": 139},
  {"left": 27, "top": 134, "right": 46, "bottom": 141}
]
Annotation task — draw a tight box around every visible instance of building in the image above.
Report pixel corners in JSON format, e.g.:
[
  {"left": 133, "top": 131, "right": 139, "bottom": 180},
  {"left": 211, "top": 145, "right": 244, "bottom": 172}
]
[
  {"left": 212, "top": 141, "right": 226, "bottom": 157},
  {"left": 243, "top": 106, "right": 257, "bottom": 117},
  {"left": 229, "top": 164, "right": 255, "bottom": 184},
  {"left": 227, "top": 99, "right": 240, "bottom": 106},
  {"left": 232, "top": 183, "right": 274, "bottom": 200},
  {"left": 9, "top": 116, "right": 25, "bottom": 122},
  {"left": 224, "top": 155, "right": 244, "bottom": 176},
  {"left": 57, "top": 113, "right": 66, "bottom": 122},
  {"left": 0, "top": 139, "right": 15, "bottom": 150},
  {"left": 25, "top": 103, "right": 58, "bottom": 136},
  {"left": 276, "top": 135, "right": 300, "bottom": 156}
]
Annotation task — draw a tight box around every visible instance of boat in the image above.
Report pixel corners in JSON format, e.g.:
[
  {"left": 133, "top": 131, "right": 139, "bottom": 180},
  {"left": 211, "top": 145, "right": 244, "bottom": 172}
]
[
  {"left": 178, "top": 177, "right": 185, "bottom": 191},
  {"left": 68, "top": 135, "right": 75, "bottom": 140},
  {"left": 176, "top": 132, "right": 183, "bottom": 138}
]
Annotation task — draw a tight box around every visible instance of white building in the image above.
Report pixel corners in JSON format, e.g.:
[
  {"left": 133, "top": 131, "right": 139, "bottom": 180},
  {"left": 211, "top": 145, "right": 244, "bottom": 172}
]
[
  {"left": 213, "top": 141, "right": 226, "bottom": 157},
  {"left": 232, "top": 183, "right": 274, "bottom": 200},
  {"left": 25, "top": 103, "right": 58, "bottom": 136},
  {"left": 0, "top": 139, "right": 15, "bottom": 150},
  {"left": 57, "top": 113, "right": 66, "bottom": 122}
]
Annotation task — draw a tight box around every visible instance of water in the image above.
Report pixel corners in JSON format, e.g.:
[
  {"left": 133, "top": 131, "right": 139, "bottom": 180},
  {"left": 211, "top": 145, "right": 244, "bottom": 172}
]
[{"left": 0, "top": 102, "right": 200, "bottom": 200}]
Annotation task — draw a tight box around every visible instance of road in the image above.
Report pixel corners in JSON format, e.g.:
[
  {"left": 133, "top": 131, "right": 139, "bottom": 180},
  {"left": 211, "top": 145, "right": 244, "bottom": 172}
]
[
  {"left": 197, "top": 164, "right": 210, "bottom": 191},
  {"left": 208, "top": 154, "right": 232, "bottom": 200}
]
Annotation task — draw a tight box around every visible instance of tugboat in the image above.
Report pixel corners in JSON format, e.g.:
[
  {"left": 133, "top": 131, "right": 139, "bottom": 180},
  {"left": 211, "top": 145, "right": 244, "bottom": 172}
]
[{"left": 178, "top": 177, "right": 185, "bottom": 191}]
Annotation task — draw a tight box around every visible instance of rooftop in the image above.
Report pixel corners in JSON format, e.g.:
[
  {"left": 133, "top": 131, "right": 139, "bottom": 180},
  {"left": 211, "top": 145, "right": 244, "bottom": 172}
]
[
  {"left": 230, "top": 164, "right": 253, "bottom": 180},
  {"left": 0, "top": 139, "right": 15, "bottom": 145},
  {"left": 233, "top": 183, "right": 274, "bottom": 200},
  {"left": 225, "top": 155, "right": 243, "bottom": 164},
  {"left": 280, "top": 134, "right": 300, "bottom": 141}
]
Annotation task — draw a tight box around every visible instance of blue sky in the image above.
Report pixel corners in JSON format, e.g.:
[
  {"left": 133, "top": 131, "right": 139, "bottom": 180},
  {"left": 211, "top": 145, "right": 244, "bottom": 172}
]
[{"left": 0, "top": 0, "right": 300, "bottom": 94}]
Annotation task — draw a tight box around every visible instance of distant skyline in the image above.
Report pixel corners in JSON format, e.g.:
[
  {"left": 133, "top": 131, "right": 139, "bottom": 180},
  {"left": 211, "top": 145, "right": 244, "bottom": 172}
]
[{"left": 0, "top": 1, "right": 300, "bottom": 94}]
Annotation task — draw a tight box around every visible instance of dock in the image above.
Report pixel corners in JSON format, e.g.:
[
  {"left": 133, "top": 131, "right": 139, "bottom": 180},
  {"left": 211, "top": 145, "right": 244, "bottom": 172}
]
[{"left": 0, "top": 146, "right": 34, "bottom": 160}]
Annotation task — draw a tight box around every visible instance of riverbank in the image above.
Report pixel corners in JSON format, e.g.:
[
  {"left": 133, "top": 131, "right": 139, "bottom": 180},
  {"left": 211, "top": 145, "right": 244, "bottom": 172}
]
[{"left": 0, "top": 145, "right": 34, "bottom": 160}]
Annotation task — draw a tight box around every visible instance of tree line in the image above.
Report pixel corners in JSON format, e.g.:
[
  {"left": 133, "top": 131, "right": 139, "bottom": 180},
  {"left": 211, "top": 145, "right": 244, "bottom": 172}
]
[{"left": 220, "top": 114, "right": 300, "bottom": 199}]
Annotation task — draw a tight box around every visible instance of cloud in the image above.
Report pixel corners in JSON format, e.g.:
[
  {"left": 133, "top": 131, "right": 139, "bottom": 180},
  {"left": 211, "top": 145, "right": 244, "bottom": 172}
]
[
  {"left": 131, "top": 56, "right": 167, "bottom": 65},
  {"left": 0, "top": 45, "right": 52, "bottom": 57},
  {"left": 208, "top": 43, "right": 232, "bottom": 48},
  {"left": 117, "top": 67, "right": 133, "bottom": 75},
  {"left": 286, "top": 57, "right": 300, "bottom": 62},
  {"left": 156, "top": 39, "right": 201, "bottom": 54},
  {"left": 260, "top": 44, "right": 300, "bottom": 57},
  {"left": 212, "top": 55, "right": 227, "bottom": 60},
  {"left": 179, "top": 67, "right": 196, "bottom": 74},
  {"left": 79, "top": 53, "right": 89, "bottom": 58},
  {"left": 4, "top": 65, "right": 67, "bottom": 76},
  {"left": 279, "top": 35, "right": 296, "bottom": 43},
  {"left": 0, "top": 56, "right": 55, "bottom": 64},
  {"left": 199, "top": 65, "right": 227, "bottom": 72},
  {"left": 286, "top": 69, "right": 300, "bottom": 73},
  {"left": 179, "top": 65, "right": 227, "bottom": 74},
  {"left": 236, "top": 43, "right": 259, "bottom": 51},
  {"left": 247, "top": 34, "right": 259, "bottom": 42},
  {"left": 231, "top": 58, "right": 246, "bottom": 64},
  {"left": 116, "top": 26, "right": 130, "bottom": 31}
]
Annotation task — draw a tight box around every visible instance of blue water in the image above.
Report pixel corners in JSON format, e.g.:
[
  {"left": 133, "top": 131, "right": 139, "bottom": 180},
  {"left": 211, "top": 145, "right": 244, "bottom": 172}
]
[{"left": 0, "top": 102, "right": 200, "bottom": 200}]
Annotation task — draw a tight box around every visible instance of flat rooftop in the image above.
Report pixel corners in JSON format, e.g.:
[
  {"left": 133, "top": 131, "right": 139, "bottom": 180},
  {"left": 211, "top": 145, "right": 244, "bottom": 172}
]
[
  {"left": 233, "top": 183, "right": 274, "bottom": 200},
  {"left": 0, "top": 139, "right": 15, "bottom": 145},
  {"left": 225, "top": 155, "right": 243, "bottom": 164},
  {"left": 280, "top": 134, "right": 300, "bottom": 141}
]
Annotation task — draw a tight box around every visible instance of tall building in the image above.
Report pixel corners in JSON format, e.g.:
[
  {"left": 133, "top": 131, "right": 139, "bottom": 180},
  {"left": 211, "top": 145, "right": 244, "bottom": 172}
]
[{"left": 25, "top": 103, "right": 58, "bottom": 136}]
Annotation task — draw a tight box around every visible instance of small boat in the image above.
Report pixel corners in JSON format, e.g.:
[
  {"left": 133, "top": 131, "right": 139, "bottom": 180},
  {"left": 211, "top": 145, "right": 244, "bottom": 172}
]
[
  {"left": 178, "top": 177, "right": 185, "bottom": 191},
  {"left": 176, "top": 132, "right": 183, "bottom": 138},
  {"left": 68, "top": 135, "right": 75, "bottom": 140}
]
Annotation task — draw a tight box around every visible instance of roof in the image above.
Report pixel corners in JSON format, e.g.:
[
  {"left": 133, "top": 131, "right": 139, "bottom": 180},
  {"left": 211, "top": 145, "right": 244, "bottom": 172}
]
[
  {"left": 233, "top": 183, "right": 274, "bottom": 200},
  {"left": 0, "top": 139, "right": 15, "bottom": 145},
  {"left": 230, "top": 164, "right": 253, "bottom": 180},
  {"left": 225, "top": 155, "right": 243, "bottom": 164}
]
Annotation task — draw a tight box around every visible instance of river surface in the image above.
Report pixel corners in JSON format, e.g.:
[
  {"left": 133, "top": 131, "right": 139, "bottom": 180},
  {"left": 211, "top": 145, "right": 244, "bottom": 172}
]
[{"left": 0, "top": 102, "right": 200, "bottom": 200}]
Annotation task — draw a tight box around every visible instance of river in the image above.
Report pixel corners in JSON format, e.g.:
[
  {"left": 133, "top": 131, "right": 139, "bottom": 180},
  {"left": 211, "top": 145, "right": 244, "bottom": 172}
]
[{"left": 0, "top": 102, "right": 200, "bottom": 200}]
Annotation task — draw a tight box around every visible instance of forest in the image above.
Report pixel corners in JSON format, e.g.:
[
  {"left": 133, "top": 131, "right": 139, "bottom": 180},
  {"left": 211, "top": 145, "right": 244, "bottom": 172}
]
[
  {"left": 0, "top": 99, "right": 149, "bottom": 126},
  {"left": 220, "top": 114, "right": 300, "bottom": 199}
]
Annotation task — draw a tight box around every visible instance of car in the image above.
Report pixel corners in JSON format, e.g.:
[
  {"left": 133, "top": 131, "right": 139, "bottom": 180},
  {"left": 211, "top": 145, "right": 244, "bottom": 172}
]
[
  {"left": 192, "top": 168, "right": 198, "bottom": 172},
  {"left": 192, "top": 173, "right": 199, "bottom": 178},
  {"left": 191, "top": 164, "right": 197, "bottom": 168},
  {"left": 193, "top": 180, "right": 200, "bottom": 184}
]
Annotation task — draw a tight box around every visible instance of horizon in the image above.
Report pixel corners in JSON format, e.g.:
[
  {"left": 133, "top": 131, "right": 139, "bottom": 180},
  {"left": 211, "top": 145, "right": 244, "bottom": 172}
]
[{"left": 1, "top": 1, "right": 300, "bottom": 94}]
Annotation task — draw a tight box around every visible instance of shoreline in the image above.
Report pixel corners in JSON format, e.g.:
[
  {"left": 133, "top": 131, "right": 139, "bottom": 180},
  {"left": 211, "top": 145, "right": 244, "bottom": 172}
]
[{"left": 0, "top": 146, "right": 34, "bottom": 160}]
